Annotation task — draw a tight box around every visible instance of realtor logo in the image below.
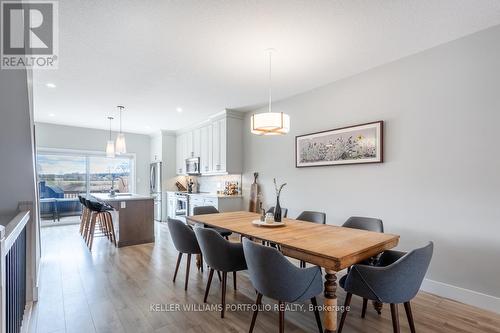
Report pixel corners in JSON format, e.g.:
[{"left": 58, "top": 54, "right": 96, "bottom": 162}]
[{"left": 1, "top": 0, "right": 58, "bottom": 69}]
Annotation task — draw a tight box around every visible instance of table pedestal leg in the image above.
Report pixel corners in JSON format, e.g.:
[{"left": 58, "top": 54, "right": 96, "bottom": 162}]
[
  {"left": 373, "top": 301, "right": 383, "bottom": 314},
  {"left": 323, "top": 269, "right": 337, "bottom": 333}
]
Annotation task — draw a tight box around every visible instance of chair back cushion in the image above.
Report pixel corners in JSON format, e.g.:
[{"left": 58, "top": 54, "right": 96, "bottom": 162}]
[
  {"left": 193, "top": 205, "right": 219, "bottom": 215},
  {"left": 167, "top": 218, "right": 200, "bottom": 254},
  {"left": 266, "top": 207, "right": 288, "bottom": 218},
  {"left": 346, "top": 242, "right": 434, "bottom": 303},
  {"left": 194, "top": 227, "right": 246, "bottom": 272},
  {"left": 242, "top": 239, "right": 322, "bottom": 302},
  {"left": 296, "top": 211, "right": 326, "bottom": 224},
  {"left": 343, "top": 216, "right": 384, "bottom": 233}
]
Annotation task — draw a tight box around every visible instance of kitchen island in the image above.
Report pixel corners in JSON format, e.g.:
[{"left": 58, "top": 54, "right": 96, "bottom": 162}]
[{"left": 91, "top": 193, "right": 154, "bottom": 247}]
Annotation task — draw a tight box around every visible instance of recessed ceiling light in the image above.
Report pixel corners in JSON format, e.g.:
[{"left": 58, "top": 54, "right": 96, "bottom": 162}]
[
  {"left": 49, "top": 113, "right": 55, "bottom": 117},
  {"left": 46, "top": 83, "right": 56, "bottom": 88},
  {"left": 176, "top": 107, "right": 183, "bottom": 113}
]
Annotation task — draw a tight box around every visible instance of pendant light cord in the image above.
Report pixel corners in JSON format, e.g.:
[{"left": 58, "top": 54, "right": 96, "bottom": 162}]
[
  {"left": 108, "top": 117, "right": 113, "bottom": 140},
  {"left": 268, "top": 50, "right": 272, "bottom": 113},
  {"left": 117, "top": 106, "right": 124, "bottom": 134}
]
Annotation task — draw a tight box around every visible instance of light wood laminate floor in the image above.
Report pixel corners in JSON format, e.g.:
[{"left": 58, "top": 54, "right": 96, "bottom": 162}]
[{"left": 29, "top": 223, "right": 500, "bottom": 333}]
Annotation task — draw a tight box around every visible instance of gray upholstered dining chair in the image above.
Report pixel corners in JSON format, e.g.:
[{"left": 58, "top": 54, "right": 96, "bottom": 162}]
[
  {"left": 342, "top": 216, "right": 385, "bottom": 315},
  {"left": 267, "top": 206, "right": 288, "bottom": 218},
  {"left": 166, "top": 218, "right": 202, "bottom": 291},
  {"left": 263, "top": 207, "right": 289, "bottom": 247},
  {"left": 338, "top": 242, "right": 434, "bottom": 333},
  {"left": 194, "top": 227, "right": 247, "bottom": 318},
  {"left": 242, "top": 238, "right": 323, "bottom": 333},
  {"left": 296, "top": 211, "right": 326, "bottom": 224},
  {"left": 343, "top": 216, "right": 384, "bottom": 233},
  {"left": 296, "top": 211, "right": 327, "bottom": 268},
  {"left": 193, "top": 205, "right": 232, "bottom": 240}
]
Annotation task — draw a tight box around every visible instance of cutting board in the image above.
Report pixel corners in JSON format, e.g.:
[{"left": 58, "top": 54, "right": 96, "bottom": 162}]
[{"left": 249, "top": 172, "right": 260, "bottom": 213}]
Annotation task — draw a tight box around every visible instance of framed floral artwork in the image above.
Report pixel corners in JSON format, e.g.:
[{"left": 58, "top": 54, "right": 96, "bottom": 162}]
[{"left": 295, "top": 121, "right": 383, "bottom": 167}]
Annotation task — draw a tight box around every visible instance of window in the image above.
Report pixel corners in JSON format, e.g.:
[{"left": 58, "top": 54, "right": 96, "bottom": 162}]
[
  {"left": 37, "top": 154, "right": 87, "bottom": 198},
  {"left": 36, "top": 150, "right": 135, "bottom": 199},
  {"left": 89, "top": 156, "right": 132, "bottom": 194}
]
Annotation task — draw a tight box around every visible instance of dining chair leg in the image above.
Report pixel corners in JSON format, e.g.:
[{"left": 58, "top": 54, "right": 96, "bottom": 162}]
[
  {"left": 173, "top": 252, "right": 182, "bottom": 283},
  {"left": 217, "top": 270, "right": 222, "bottom": 282},
  {"left": 204, "top": 268, "right": 214, "bottom": 303},
  {"left": 361, "top": 298, "right": 368, "bottom": 318},
  {"left": 404, "top": 302, "right": 416, "bottom": 333},
  {"left": 278, "top": 301, "right": 285, "bottom": 333},
  {"left": 390, "top": 303, "right": 400, "bottom": 333},
  {"left": 310, "top": 297, "right": 323, "bottom": 333},
  {"left": 185, "top": 254, "right": 191, "bottom": 291},
  {"left": 233, "top": 271, "right": 237, "bottom": 290},
  {"left": 249, "top": 293, "right": 262, "bottom": 333},
  {"left": 221, "top": 272, "right": 227, "bottom": 318},
  {"left": 338, "top": 293, "right": 352, "bottom": 333},
  {"left": 200, "top": 254, "right": 204, "bottom": 273}
]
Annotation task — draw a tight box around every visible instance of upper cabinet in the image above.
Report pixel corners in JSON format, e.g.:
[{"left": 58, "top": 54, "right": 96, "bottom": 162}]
[{"left": 176, "top": 110, "right": 243, "bottom": 175}]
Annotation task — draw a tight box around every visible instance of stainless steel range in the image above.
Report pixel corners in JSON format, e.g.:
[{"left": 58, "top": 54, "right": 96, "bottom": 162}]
[{"left": 174, "top": 192, "right": 189, "bottom": 220}]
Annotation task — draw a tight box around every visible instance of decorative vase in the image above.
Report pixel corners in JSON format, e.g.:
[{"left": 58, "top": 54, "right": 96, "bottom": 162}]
[{"left": 274, "top": 196, "right": 282, "bottom": 222}]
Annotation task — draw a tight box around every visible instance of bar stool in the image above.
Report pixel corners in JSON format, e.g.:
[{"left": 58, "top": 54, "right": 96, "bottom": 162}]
[
  {"left": 85, "top": 199, "right": 117, "bottom": 250},
  {"left": 78, "top": 195, "right": 90, "bottom": 236}
]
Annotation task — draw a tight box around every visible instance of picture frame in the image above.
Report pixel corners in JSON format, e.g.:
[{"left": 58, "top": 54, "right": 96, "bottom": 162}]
[{"left": 295, "top": 121, "right": 384, "bottom": 167}]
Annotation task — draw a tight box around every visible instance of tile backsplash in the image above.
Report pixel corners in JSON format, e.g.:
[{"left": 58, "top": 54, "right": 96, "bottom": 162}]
[{"left": 175, "top": 174, "right": 242, "bottom": 194}]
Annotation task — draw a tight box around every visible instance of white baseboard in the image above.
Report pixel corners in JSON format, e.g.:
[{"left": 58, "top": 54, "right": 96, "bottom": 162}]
[{"left": 421, "top": 278, "right": 500, "bottom": 314}]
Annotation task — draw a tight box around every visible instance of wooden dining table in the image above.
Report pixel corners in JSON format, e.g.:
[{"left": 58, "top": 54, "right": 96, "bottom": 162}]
[{"left": 186, "top": 211, "right": 400, "bottom": 333}]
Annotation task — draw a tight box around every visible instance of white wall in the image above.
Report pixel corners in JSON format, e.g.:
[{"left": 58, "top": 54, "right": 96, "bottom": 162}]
[
  {"left": 243, "top": 25, "right": 500, "bottom": 312},
  {"left": 35, "top": 123, "right": 151, "bottom": 195},
  {"left": 0, "top": 68, "right": 37, "bottom": 215}
]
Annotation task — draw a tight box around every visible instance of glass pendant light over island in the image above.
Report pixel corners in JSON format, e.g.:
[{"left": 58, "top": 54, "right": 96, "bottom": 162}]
[
  {"left": 115, "top": 105, "right": 127, "bottom": 154},
  {"left": 250, "top": 49, "right": 290, "bottom": 135}
]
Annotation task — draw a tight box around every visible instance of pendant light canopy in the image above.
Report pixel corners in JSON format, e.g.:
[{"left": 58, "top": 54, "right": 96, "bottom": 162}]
[
  {"left": 250, "top": 49, "right": 290, "bottom": 136},
  {"left": 106, "top": 116, "right": 115, "bottom": 158},
  {"left": 115, "top": 105, "right": 127, "bottom": 154}
]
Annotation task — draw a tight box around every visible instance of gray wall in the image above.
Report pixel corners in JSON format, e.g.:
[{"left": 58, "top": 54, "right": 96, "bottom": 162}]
[
  {"left": 243, "top": 25, "right": 500, "bottom": 303},
  {"left": 35, "top": 123, "right": 151, "bottom": 195},
  {"left": 0, "top": 68, "right": 37, "bottom": 215}
]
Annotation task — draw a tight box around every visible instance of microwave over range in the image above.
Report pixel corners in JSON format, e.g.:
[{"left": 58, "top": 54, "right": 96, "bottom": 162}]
[{"left": 185, "top": 157, "right": 201, "bottom": 175}]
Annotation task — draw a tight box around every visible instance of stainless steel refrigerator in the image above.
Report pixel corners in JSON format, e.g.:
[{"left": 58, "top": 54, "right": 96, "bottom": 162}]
[{"left": 150, "top": 162, "right": 162, "bottom": 221}]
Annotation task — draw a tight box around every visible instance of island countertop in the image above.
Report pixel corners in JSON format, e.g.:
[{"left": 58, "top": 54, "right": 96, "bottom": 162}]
[{"left": 91, "top": 193, "right": 153, "bottom": 202}]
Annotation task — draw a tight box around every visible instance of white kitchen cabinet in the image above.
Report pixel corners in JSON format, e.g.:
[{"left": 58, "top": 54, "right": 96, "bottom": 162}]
[
  {"left": 219, "top": 118, "right": 227, "bottom": 172},
  {"left": 176, "top": 110, "right": 243, "bottom": 175},
  {"left": 200, "top": 125, "right": 213, "bottom": 173},
  {"left": 212, "top": 119, "right": 221, "bottom": 172},
  {"left": 176, "top": 133, "right": 187, "bottom": 175},
  {"left": 187, "top": 194, "right": 242, "bottom": 216},
  {"left": 193, "top": 128, "right": 201, "bottom": 158},
  {"left": 167, "top": 192, "right": 177, "bottom": 218},
  {"left": 185, "top": 131, "right": 193, "bottom": 159},
  {"left": 188, "top": 195, "right": 206, "bottom": 216}
]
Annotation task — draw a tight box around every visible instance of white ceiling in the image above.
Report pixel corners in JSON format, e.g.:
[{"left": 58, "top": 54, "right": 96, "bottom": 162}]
[{"left": 33, "top": 0, "right": 500, "bottom": 134}]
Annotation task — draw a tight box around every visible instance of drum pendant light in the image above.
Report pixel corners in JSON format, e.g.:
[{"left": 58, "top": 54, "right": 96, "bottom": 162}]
[{"left": 250, "top": 50, "right": 290, "bottom": 135}]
